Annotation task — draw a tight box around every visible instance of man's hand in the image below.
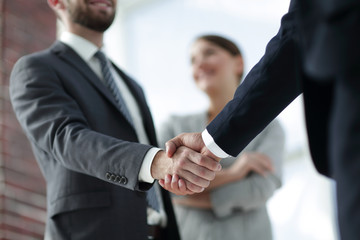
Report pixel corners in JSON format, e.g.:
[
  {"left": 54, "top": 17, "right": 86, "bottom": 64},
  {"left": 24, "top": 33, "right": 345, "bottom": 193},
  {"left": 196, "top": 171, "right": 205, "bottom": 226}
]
[
  {"left": 158, "top": 132, "right": 221, "bottom": 195},
  {"left": 165, "top": 132, "right": 220, "bottom": 161},
  {"left": 151, "top": 147, "right": 221, "bottom": 194},
  {"left": 158, "top": 174, "right": 194, "bottom": 195}
]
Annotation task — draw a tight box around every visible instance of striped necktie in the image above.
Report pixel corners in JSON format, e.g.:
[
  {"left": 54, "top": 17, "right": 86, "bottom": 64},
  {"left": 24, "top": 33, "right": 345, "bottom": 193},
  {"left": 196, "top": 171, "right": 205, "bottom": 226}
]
[
  {"left": 147, "top": 184, "right": 160, "bottom": 212},
  {"left": 95, "top": 51, "right": 160, "bottom": 212},
  {"left": 95, "top": 51, "right": 133, "bottom": 126}
]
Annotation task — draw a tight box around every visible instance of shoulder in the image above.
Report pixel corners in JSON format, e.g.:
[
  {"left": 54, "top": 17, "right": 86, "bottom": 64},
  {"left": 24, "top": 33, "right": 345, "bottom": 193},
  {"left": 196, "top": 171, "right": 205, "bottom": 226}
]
[
  {"left": 13, "top": 49, "right": 51, "bottom": 69},
  {"left": 9, "top": 43, "right": 69, "bottom": 97},
  {"left": 12, "top": 42, "right": 62, "bottom": 74},
  {"left": 10, "top": 50, "right": 53, "bottom": 86}
]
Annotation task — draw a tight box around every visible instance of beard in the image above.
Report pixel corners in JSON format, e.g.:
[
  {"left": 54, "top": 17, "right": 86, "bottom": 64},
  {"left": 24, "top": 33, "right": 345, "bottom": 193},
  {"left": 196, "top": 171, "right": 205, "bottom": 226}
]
[{"left": 67, "top": 0, "right": 116, "bottom": 32}]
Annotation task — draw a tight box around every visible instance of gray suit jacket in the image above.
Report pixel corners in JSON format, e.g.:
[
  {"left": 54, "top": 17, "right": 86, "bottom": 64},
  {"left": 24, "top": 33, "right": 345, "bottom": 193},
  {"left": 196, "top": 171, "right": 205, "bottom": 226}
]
[
  {"left": 10, "top": 41, "right": 180, "bottom": 240},
  {"left": 158, "top": 112, "right": 284, "bottom": 240}
]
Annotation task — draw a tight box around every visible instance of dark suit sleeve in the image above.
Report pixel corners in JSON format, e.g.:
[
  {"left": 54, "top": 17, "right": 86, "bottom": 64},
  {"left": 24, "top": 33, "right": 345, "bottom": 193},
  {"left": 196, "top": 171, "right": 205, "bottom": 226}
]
[
  {"left": 207, "top": 3, "right": 302, "bottom": 156},
  {"left": 10, "top": 54, "right": 152, "bottom": 192}
]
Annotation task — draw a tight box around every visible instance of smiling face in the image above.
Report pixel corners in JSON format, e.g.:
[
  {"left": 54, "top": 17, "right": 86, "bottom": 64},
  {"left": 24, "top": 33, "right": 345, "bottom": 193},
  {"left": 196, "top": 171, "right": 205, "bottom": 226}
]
[
  {"left": 190, "top": 39, "right": 243, "bottom": 96},
  {"left": 65, "top": 0, "right": 116, "bottom": 32}
]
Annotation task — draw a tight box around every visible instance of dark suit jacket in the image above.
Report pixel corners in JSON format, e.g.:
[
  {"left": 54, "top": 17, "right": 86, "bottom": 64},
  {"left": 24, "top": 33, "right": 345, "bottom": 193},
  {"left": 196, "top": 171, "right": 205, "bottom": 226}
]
[
  {"left": 298, "top": 0, "right": 360, "bottom": 78},
  {"left": 206, "top": 0, "right": 360, "bottom": 176},
  {"left": 10, "top": 41, "right": 180, "bottom": 240},
  {"left": 205, "top": 1, "right": 360, "bottom": 239},
  {"left": 206, "top": 0, "right": 333, "bottom": 176}
]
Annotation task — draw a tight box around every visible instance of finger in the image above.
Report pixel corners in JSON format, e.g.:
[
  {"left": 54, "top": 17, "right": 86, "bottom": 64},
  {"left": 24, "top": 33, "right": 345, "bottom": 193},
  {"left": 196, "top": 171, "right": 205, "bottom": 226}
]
[
  {"left": 249, "top": 161, "right": 270, "bottom": 176},
  {"left": 172, "top": 148, "right": 218, "bottom": 182},
  {"left": 169, "top": 175, "right": 194, "bottom": 195},
  {"left": 253, "top": 154, "right": 274, "bottom": 169},
  {"left": 252, "top": 166, "right": 267, "bottom": 176},
  {"left": 202, "top": 147, "right": 221, "bottom": 162},
  {"left": 171, "top": 174, "right": 180, "bottom": 190},
  {"left": 260, "top": 159, "right": 274, "bottom": 172},
  {"left": 178, "top": 179, "right": 195, "bottom": 195},
  {"left": 178, "top": 178, "right": 187, "bottom": 192},
  {"left": 176, "top": 169, "right": 211, "bottom": 189},
  {"left": 183, "top": 161, "right": 216, "bottom": 181},
  {"left": 263, "top": 158, "right": 275, "bottom": 172},
  {"left": 159, "top": 179, "right": 170, "bottom": 191},
  {"left": 159, "top": 179, "right": 165, "bottom": 187},
  {"left": 184, "top": 180, "right": 205, "bottom": 193},
  {"left": 159, "top": 175, "right": 193, "bottom": 195},
  {"left": 180, "top": 147, "right": 221, "bottom": 172},
  {"left": 166, "top": 133, "right": 205, "bottom": 158},
  {"left": 164, "top": 174, "right": 172, "bottom": 189},
  {"left": 252, "top": 155, "right": 274, "bottom": 172},
  {"left": 158, "top": 179, "right": 167, "bottom": 190},
  {"left": 166, "top": 136, "right": 184, "bottom": 158}
]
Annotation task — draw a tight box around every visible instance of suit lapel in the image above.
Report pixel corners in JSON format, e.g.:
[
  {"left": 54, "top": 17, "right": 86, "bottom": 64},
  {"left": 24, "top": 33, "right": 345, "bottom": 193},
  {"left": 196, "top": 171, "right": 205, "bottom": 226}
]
[
  {"left": 51, "top": 41, "right": 137, "bottom": 130},
  {"left": 51, "top": 42, "right": 120, "bottom": 110},
  {"left": 113, "top": 66, "right": 158, "bottom": 146},
  {"left": 50, "top": 41, "right": 157, "bottom": 144}
]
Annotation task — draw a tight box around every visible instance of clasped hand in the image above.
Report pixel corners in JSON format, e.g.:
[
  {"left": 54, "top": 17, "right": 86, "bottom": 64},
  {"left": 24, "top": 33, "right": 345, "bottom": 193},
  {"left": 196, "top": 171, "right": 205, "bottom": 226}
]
[{"left": 151, "top": 132, "right": 220, "bottom": 195}]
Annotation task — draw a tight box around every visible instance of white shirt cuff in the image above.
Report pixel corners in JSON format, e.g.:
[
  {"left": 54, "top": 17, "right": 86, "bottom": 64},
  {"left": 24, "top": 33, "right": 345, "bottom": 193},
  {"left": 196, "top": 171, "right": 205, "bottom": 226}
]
[
  {"left": 138, "top": 147, "right": 162, "bottom": 183},
  {"left": 202, "top": 129, "right": 230, "bottom": 158}
]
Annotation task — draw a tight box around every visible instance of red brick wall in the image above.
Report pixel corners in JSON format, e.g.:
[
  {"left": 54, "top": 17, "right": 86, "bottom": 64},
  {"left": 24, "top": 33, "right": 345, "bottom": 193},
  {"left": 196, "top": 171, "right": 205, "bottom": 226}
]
[{"left": 0, "top": 0, "right": 56, "bottom": 239}]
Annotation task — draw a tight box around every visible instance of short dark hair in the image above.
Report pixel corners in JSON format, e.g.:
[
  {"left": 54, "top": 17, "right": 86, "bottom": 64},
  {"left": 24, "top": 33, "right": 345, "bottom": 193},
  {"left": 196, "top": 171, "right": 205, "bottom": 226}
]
[{"left": 195, "top": 34, "right": 243, "bottom": 81}]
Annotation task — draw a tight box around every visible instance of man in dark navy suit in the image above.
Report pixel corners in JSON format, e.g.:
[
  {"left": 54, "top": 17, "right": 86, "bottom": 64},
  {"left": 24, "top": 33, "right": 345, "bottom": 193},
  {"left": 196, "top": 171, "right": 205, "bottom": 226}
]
[{"left": 164, "top": 1, "right": 360, "bottom": 239}]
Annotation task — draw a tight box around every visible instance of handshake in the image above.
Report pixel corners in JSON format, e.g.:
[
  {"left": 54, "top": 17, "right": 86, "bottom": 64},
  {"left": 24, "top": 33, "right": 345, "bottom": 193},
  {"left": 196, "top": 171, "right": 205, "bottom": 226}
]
[{"left": 151, "top": 132, "right": 221, "bottom": 195}]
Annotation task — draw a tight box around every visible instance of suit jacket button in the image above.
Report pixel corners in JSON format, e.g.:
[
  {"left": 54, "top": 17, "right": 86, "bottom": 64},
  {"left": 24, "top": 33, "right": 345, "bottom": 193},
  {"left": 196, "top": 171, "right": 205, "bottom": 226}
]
[
  {"left": 121, "top": 176, "right": 128, "bottom": 185},
  {"left": 115, "top": 176, "right": 121, "bottom": 182},
  {"left": 110, "top": 174, "right": 116, "bottom": 181},
  {"left": 106, "top": 172, "right": 111, "bottom": 180}
]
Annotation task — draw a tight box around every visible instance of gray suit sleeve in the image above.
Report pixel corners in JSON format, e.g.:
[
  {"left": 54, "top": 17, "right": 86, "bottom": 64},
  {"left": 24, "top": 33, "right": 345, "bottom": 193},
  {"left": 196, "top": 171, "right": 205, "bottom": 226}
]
[
  {"left": 210, "top": 120, "right": 285, "bottom": 218},
  {"left": 10, "top": 55, "right": 152, "bottom": 191}
]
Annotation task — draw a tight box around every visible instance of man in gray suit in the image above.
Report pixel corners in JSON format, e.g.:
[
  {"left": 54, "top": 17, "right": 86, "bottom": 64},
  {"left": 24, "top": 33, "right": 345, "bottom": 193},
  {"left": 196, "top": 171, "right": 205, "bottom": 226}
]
[{"left": 9, "top": 0, "right": 221, "bottom": 239}]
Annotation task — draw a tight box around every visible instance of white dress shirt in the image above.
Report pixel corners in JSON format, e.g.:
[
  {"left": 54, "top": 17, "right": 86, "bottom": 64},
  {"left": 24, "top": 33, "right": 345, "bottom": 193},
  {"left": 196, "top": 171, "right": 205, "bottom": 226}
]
[
  {"left": 59, "top": 32, "right": 166, "bottom": 226},
  {"left": 202, "top": 129, "right": 231, "bottom": 158}
]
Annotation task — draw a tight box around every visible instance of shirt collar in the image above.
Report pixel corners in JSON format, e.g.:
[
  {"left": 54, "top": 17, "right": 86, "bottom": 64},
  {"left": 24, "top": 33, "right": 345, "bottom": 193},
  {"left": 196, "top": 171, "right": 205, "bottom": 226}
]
[{"left": 59, "top": 31, "right": 100, "bottom": 62}]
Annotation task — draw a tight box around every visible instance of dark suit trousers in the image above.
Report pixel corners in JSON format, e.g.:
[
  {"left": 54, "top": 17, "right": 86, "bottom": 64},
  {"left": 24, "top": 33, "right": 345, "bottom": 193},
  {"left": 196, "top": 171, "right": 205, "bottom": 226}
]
[
  {"left": 329, "top": 67, "right": 360, "bottom": 240},
  {"left": 304, "top": 67, "right": 360, "bottom": 240},
  {"left": 301, "top": 2, "right": 360, "bottom": 238}
]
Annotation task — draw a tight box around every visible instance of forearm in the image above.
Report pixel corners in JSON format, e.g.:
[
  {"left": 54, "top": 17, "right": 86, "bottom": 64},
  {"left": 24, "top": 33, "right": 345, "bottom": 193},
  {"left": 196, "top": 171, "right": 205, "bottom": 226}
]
[
  {"left": 206, "top": 8, "right": 302, "bottom": 157},
  {"left": 203, "top": 168, "right": 245, "bottom": 192},
  {"left": 30, "top": 119, "right": 151, "bottom": 190},
  {"left": 173, "top": 193, "right": 212, "bottom": 209},
  {"left": 210, "top": 173, "right": 281, "bottom": 218}
]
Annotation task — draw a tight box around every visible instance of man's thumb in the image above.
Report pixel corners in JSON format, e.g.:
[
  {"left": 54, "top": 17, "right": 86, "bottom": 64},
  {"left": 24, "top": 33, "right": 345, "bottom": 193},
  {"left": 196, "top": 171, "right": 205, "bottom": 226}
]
[{"left": 165, "top": 136, "right": 182, "bottom": 157}]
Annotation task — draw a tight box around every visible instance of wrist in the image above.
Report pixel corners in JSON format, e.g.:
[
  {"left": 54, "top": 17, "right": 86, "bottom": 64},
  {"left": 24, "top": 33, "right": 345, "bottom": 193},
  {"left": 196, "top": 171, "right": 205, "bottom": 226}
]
[{"left": 151, "top": 150, "right": 171, "bottom": 180}]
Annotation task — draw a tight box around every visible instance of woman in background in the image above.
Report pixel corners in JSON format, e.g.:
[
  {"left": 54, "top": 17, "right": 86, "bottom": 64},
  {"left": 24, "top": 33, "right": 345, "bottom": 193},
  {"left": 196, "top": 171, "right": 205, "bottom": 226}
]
[{"left": 158, "top": 35, "right": 285, "bottom": 240}]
